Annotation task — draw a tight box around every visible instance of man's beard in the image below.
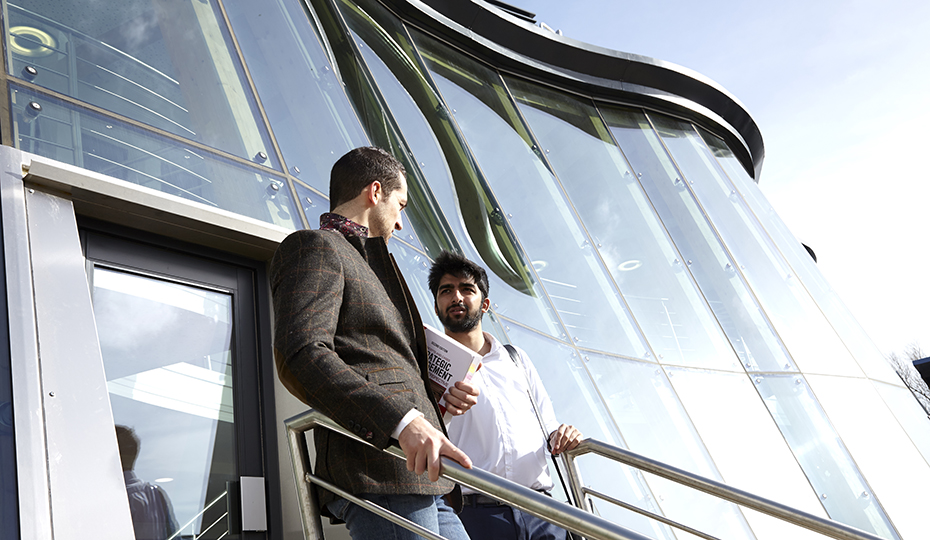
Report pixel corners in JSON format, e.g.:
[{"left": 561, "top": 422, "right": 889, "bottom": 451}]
[{"left": 440, "top": 303, "right": 482, "bottom": 333}]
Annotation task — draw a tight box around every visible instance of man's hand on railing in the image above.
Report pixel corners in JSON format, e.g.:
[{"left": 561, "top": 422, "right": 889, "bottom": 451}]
[
  {"left": 441, "top": 380, "right": 480, "bottom": 416},
  {"left": 548, "top": 424, "right": 583, "bottom": 455},
  {"left": 398, "top": 415, "right": 473, "bottom": 481}
]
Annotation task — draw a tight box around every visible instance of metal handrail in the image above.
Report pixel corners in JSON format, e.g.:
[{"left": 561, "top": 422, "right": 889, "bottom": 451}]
[
  {"left": 286, "top": 409, "right": 886, "bottom": 540},
  {"left": 285, "top": 409, "right": 651, "bottom": 540},
  {"left": 562, "top": 440, "right": 886, "bottom": 540}
]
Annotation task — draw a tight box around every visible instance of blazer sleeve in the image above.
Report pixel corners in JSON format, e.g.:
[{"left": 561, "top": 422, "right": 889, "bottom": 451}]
[{"left": 270, "top": 230, "right": 413, "bottom": 448}]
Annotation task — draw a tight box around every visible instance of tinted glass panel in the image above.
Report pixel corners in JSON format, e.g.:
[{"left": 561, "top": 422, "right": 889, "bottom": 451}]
[
  {"left": 507, "top": 78, "right": 737, "bottom": 370},
  {"left": 94, "top": 266, "right": 235, "bottom": 540},
  {"left": 11, "top": 84, "right": 299, "bottom": 229},
  {"left": 9, "top": 0, "right": 277, "bottom": 167}
]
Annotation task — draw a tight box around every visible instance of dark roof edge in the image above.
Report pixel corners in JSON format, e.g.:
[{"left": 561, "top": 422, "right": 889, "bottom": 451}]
[{"left": 383, "top": 0, "right": 765, "bottom": 180}]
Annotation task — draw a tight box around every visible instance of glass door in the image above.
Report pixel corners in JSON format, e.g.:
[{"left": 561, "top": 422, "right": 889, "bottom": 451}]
[{"left": 82, "top": 228, "right": 268, "bottom": 540}]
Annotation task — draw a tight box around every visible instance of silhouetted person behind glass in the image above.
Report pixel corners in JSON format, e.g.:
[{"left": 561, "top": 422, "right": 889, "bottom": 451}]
[{"left": 116, "top": 425, "right": 179, "bottom": 540}]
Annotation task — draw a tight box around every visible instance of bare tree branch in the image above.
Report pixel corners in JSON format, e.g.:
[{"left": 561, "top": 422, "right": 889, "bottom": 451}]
[{"left": 887, "top": 342, "right": 930, "bottom": 415}]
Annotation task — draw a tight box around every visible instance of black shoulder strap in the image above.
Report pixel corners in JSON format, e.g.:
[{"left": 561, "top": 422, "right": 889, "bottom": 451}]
[{"left": 504, "top": 344, "right": 550, "bottom": 448}]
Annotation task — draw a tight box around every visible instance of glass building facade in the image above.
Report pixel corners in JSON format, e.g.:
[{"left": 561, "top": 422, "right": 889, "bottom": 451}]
[{"left": 2, "top": 0, "right": 929, "bottom": 539}]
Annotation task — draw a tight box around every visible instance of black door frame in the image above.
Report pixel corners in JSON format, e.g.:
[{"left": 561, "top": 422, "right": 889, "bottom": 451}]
[{"left": 77, "top": 217, "right": 282, "bottom": 540}]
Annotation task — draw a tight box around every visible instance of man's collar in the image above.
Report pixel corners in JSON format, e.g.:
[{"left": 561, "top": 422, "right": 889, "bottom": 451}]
[{"left": 320, "top": 212, "right": 369, "bottom": 238}]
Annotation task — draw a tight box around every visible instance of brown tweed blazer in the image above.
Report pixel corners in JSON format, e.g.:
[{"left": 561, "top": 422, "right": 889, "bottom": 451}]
[{"left": 271, "top": 228, "right": 453, "bottom": 507}]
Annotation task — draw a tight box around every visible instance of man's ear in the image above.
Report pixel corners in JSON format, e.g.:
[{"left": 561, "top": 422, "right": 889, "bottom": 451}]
[
  {"left": 366, "top": 181, "right": 382, "bottom": 206},
  {"left": 481, "top": 297, "right": 491, "bottom": 313}
]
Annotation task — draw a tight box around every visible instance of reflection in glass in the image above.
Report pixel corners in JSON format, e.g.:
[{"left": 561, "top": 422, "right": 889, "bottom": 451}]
[
  {"left": 503, "top": 324, "right": 671, "bottom": 540},
  {"left": 223, "top": 0, "right": 369, "bottom": 193},
  {"left": 414, "top": 33, "right": 646, "bottom": 355},
  {"left": 507, "top": 78, "right": 737, "bottom": 369},
  {"left": 755, "top": 375, "right": 897, "bottom": 538},
  {"left": 93, "top": 267, "right": 235, "bottom": 540},
  {"left": 667, "top": 368, "right": 829, "bottom": 540},
  {"left": 701, "top": 130, "right": 901, "bottom": 384},
  {"left": 603, "top": 106, "right": 801, "bottom": 373},
  {"left": 8, "top": 0, "right": 277, "bottom": 167},
  {"left": 586, "top": 353, "right": 753, "bottom": 538},
  {"left": 653, "top": 113, "right": 859, "bottom": 376},
  {"left": 11, "top": 84, "right": 299, "bottom": 229},
  {"left": 807, "top": 375, "right": 929, "bottom": 540}
]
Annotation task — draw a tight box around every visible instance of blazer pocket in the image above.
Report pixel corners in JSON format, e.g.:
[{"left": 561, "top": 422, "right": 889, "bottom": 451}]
[{"left": 366, "top": 367, "right": 411, "bottom": 395}]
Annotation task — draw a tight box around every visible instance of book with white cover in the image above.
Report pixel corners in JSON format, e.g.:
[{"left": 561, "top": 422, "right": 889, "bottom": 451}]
[{"left": 424, "top": 323, "right": 482, "bottom": 423}]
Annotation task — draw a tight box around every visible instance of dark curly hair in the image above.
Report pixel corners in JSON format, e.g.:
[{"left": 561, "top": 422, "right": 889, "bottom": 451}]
[{"left": 428, "top": 251, "right": 490, "bottom": 304}]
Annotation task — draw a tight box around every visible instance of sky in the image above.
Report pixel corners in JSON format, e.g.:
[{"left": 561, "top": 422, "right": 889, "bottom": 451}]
[{"left": 508, "top": 0, "right": 930, "bottom": 359}]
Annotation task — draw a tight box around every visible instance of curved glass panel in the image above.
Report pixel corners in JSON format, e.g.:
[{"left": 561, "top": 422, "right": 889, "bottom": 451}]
[
  {"left": 8, "top": 0, "right": 277, "bottom": 168},
  {"left": 94, "top": 267, "right": 235, "bottom": 540},
  {"left": 807, "top": 375, "right": 927, "bottom": 540},
  {"left": 502, "top": 324, "right": 671, "bottom": 540},
  {"left": 413, "top": 33, "right": 646, "bottom": 355},
  {"left": 506, "top": 78, "right": 737, "bottom": 370},
  {"left": 586, "top": 353, "right": 753, "bottom": 539},
  {"left": 653, "top": 113, "right": 862, "bottom": 377},
  {"left": 332, "top": 2, "right": 560, "bottom": 337},
  {"left": 755, "top": 375, "right": 896, "bottom": 538},
  {"left": 223, "top": 0, "right": 368, "bottom": 193},
  {"left": 602, "top": 106, "right": 808, "bottom": 374},
  {"left": 667, "top": 367, "right": 829, "bottom": 540},
  {"left": 11, "top": 84, "right": 299, "bottom": 229},
  {"left": 701, "top": 130, "right": 901, "bottom": 384}
]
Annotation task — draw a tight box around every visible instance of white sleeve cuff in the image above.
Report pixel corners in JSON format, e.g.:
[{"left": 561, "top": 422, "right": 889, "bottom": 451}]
[{"left": 392, "top": 409, "right": 424, "bottom": 440}]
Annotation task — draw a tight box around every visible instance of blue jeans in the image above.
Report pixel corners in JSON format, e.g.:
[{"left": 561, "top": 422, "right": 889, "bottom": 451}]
[
  {"left": 458, "top": 502, "right": 568, "bottom": 540},
  {"left": 328, "top": 494, "right": 470, "bottom": 540}
]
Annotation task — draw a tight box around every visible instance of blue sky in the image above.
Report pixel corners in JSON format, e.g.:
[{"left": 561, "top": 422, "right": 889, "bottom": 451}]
[{"left": 509, "top": 0, "right": 930, "bottom": 358}]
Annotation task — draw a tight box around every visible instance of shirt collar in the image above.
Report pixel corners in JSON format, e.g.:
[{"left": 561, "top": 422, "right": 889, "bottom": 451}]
[{"left": 320, "top": 212, "right": 369, "bottom": 238}]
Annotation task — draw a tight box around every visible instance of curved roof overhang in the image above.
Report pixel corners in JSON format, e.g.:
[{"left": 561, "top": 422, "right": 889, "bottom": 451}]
[{"left": 381, "top": 0, "right": 765, "bottom": 180}]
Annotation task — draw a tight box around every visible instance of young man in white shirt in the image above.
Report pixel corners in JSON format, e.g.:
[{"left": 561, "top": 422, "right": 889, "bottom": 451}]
[{"left": 428, "top": 251, "right": 583, "bottom": 540}]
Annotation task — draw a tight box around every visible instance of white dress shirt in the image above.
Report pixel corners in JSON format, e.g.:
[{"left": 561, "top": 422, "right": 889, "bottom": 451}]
[{"left": 446, "top": 333, "right": 561, "bottom": 495}]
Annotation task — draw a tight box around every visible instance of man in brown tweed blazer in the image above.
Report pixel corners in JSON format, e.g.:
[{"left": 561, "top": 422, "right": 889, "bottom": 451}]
[{"left": 271, "top": 147, "right": 476, "bottom": 539}]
